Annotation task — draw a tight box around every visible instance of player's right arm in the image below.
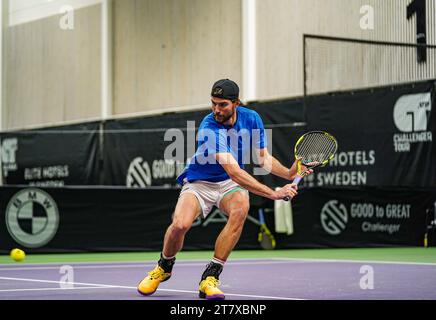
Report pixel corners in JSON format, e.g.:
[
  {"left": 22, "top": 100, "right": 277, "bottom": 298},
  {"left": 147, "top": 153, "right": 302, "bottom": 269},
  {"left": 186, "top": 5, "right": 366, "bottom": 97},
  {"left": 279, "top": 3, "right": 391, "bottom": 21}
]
[{"left": 215, "top": 153, "right": 298, "bottom": 201}]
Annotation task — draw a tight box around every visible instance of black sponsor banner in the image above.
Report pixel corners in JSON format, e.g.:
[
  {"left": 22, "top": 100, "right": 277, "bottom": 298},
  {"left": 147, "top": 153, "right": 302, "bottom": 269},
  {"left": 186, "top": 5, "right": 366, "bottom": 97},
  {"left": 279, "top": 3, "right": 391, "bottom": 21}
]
[
  {"left": 250, "top": 97, "right": 305, "bottom": 126},
  {"left": 0, "top": 122, "right": 100, "bottom": 186},
  {"left": 1, "top": 186, "right": 434, "bottom": 253},
  {"left": 0, "top": 186, "right": 262, "bottom": 253},
  {"left": 283, "top": 187, "right": 436, "bottom": 247},
  {"left": 305, "top": 80, "right": 436, "bottom": 188},
  {"left": 1, "top": 80, "right": 435, "bottom": 190}
]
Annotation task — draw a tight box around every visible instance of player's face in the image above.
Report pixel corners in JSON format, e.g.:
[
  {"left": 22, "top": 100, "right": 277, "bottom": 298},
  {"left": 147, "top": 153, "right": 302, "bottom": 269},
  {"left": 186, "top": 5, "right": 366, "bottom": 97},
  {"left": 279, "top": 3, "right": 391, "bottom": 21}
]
[{"left": 211, "top": 97, "right": 237, "bottom": 124}]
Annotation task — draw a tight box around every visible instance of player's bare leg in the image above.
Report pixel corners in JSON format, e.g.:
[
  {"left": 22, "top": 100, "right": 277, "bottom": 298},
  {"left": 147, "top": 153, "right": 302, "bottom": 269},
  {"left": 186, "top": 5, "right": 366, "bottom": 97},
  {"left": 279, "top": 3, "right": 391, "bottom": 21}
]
[
  {"left": 215, "top": 191, "right": 249, "bottom": 260},
  {"left": 138, "top": 193, "right": 201, "bottom": 296},
  {"left": 162, "top": 193, "right": 201, "bottom": 257},
  {"left": 198, "top": 190, "right": 249, "bottom": 299}
]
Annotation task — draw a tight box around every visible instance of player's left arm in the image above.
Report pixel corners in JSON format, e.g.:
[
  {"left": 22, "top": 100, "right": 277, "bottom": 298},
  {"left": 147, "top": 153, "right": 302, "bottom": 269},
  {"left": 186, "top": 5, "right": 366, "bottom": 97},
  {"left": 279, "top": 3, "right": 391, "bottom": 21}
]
[
  {"left": 251, "top": 112, "right": 312, "bottom": 181},
  {"left": 255, "top": 148, "right": 312, "bottom": 181}
]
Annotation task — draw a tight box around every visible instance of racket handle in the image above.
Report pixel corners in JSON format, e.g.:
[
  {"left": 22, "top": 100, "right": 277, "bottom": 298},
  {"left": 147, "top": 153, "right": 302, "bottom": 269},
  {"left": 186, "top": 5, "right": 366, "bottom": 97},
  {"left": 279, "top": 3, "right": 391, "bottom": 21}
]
[
  {"left": 258, "top": 209, "right": 265, "bottom": 224},
  {"left": 292, "top": 175, "right": 303, "bottom": 185},
  {"left": 283, "top": 175, "right": 303, "bottom": 201}
]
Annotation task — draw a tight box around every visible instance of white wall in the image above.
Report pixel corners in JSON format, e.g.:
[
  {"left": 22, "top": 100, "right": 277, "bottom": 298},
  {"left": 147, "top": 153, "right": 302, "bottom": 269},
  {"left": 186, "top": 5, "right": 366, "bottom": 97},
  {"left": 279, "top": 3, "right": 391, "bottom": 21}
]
[
  {"left": 113, "top": 0, "right": 242, "bottom": 116},
  {"left": 256, "top": 0, "right": 436, "bottom": 99},
  {"left": 5, "top": 4, "right": 102, "bottom": 130},
  {"left": 3, "top": 0, "right": 435, "bottom": 129},
  {"left": 9, "top": 0, "right": 101, "bottom": 26}
]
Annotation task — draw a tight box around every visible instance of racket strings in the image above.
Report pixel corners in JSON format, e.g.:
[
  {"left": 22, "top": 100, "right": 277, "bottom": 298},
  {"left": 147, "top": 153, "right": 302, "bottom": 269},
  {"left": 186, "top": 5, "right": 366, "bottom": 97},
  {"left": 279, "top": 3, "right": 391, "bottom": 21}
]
[
  {"left": 308, "top": 138, "right": 335, "bottom": 162},
  {"left": 296, "top": 133, "right": 337, "bottom": 164},
  {"left": 311, "top": 139, "right": 335, "bottom": 162},
  {"left": 297, "top": 133, "right": 318, "bottom": 158}
]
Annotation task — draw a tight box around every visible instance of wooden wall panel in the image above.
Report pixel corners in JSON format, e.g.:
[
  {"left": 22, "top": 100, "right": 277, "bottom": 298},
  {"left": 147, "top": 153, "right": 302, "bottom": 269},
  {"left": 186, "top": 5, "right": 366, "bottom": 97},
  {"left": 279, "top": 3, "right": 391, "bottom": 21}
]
[{"left": 5, "top": 4, "right": 101, "bottom": 129}]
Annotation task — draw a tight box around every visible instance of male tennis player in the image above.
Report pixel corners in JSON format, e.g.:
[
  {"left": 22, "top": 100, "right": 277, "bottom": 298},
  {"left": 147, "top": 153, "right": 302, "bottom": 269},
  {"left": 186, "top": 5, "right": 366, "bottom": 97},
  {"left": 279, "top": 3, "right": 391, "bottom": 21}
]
[{"left": 137, "top": 79, "right": 312, "bottom": 300}]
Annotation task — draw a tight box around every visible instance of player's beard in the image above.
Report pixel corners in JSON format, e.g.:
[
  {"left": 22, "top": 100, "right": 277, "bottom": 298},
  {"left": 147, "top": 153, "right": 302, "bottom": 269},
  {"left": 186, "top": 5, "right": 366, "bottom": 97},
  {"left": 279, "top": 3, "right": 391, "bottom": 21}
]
[{"left": 214, "top": 107, "right": 235, "bottom": 124}]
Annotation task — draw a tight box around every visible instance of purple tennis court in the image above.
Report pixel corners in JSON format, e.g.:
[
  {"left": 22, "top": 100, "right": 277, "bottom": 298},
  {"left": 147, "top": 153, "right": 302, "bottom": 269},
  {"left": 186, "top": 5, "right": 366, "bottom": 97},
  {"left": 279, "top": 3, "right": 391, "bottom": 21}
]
[{"left": 1, "top": 259, "right": 435, "bottom": 300}]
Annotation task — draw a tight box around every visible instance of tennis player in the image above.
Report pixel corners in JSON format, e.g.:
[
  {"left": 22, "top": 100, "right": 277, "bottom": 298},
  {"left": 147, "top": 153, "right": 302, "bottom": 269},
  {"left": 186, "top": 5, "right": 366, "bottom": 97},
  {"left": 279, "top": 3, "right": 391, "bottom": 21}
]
[{"left": 137, "top": 79, "right": 312, "bottom": 299}]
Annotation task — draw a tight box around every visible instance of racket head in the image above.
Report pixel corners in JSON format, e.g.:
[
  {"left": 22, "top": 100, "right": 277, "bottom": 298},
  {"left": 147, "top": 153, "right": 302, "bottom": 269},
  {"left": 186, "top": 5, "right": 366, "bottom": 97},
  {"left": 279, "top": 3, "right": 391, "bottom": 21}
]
[
  {"left": 257, "top": 209, "right": 276, "bottom": 249},
  {"left": 294, "top": 131, "right": 338, "bottom": 169},
  {"left": 258, "top": 226, "right": 276, "bottom": 250},
  {"left": 260, "top": 232, "right": 276, "bottom": 249}
]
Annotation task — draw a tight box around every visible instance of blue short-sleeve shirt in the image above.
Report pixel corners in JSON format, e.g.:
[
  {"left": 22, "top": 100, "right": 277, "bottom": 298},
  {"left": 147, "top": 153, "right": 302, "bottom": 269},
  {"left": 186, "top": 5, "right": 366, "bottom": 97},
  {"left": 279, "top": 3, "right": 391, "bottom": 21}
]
[{"left": 177, "top": 106, "right": 267, "bottom": 184}]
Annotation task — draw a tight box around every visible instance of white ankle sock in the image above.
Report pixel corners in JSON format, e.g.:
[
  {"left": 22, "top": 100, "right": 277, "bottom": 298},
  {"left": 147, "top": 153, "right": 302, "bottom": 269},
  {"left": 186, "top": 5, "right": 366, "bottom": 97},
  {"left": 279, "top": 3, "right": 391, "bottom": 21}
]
[
  {"left": 212, "top": 257, "right": 226, "bottom": 266},
  {"left": 162, "top": 253, "right": 176, "bottom": 260}
]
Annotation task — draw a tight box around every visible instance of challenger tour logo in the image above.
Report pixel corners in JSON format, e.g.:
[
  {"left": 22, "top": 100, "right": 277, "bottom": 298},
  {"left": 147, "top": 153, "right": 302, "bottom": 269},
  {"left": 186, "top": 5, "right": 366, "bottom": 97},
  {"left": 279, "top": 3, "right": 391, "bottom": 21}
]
[{"left": 393, "top": 93, "right": 432, "bottom": 152}]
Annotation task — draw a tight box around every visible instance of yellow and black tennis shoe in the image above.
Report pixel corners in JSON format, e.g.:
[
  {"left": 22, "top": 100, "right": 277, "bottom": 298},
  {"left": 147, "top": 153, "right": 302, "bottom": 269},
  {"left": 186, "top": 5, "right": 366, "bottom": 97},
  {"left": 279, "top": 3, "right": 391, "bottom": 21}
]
[
  {"left": 137, "top": 266, "right": 171, "bottom": 296},
  {"left": 199, "top": 276, "right": 225, "bottom": 300}
]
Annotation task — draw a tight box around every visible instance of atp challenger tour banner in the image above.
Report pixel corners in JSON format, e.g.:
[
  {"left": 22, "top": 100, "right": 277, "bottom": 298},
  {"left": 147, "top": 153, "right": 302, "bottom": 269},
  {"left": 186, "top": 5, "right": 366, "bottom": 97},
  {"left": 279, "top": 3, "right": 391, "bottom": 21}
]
[
  {"left": 304, "top": 80, "right": 436, "bottom": 188},
  {"left": 0, "top": 122, "right": 100, "bottom": 186},
  {"left": 0, "top": 186, "right": 433, "bottom": 252}
]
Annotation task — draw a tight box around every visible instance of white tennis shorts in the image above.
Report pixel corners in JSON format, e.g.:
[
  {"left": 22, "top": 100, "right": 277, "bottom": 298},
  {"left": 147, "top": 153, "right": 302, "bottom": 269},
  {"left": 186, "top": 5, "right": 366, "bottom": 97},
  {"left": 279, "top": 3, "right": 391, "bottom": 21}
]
[{"left": 179, "top": 179, "right": 248, "bottom": 217}]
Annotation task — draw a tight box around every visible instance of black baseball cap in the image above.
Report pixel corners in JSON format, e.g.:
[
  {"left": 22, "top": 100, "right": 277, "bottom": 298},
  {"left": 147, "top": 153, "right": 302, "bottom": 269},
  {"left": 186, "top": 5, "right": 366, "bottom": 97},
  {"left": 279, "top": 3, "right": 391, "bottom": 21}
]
[{"left": 211, "top": 79, "right": 239, "bottom": 100}]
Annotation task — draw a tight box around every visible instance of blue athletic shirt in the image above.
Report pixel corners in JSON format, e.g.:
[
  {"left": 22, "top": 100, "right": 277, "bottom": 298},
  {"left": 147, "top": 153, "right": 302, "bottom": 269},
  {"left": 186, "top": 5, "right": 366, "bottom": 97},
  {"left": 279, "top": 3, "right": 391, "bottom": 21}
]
[{"left": 177, "top": 106, "right": 267, "bottom": 184}]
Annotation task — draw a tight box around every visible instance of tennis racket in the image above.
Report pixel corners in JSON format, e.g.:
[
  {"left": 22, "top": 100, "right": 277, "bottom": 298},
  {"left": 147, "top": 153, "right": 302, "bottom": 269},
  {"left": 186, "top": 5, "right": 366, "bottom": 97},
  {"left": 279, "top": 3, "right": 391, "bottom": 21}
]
[
  {"left": 284, "top": 131, "right": 338, "bottom": 201},
  {"left": 257, "top": 208, "right": 276, "bottom": 250}
]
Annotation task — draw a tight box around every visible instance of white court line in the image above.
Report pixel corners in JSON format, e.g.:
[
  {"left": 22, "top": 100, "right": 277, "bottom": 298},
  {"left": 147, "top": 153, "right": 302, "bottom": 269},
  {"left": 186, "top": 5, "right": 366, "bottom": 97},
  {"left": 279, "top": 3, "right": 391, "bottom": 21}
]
[
  {"left": 0, "top": 276, "right": 304, "bottom": 300},
  {"left": 1, "top": 257, "right": 436, "bottom": 271},
  {"left": 0, "top": 260, "right": 309, "bottom": 271},
  {"left": 0, "top": 258, "right": 265, "bottom": 267},
  {"left": 270, "top": 257, "right": 436, "bottom": 266}
]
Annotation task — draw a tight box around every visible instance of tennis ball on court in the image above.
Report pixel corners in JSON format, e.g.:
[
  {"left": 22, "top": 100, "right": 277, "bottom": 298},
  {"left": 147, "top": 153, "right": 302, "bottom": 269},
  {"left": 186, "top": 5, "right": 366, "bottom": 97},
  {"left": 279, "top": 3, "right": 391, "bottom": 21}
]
[{"left": 10, "top": 248, "right": 26, "bottom": 262}]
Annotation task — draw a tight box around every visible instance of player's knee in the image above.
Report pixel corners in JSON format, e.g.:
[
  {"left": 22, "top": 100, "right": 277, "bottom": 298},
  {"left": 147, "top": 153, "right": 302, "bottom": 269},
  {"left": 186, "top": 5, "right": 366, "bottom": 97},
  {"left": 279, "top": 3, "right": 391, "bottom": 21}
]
[
  {"left": 229, "top": 206, "right": 249, "bottom": 225},
  {"left": 171, "top": 219, "right": 191, "bottom": 235},
  {"left": 238, "top": 202, "right": 250, "bottom": 217}
]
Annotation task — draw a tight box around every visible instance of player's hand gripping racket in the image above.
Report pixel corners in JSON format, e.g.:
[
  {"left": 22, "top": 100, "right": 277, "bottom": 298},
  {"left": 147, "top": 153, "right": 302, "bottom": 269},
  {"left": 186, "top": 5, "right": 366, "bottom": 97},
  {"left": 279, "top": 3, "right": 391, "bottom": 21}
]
[{"left": 283, "top": 131, "right": 338, "bottom": 201}]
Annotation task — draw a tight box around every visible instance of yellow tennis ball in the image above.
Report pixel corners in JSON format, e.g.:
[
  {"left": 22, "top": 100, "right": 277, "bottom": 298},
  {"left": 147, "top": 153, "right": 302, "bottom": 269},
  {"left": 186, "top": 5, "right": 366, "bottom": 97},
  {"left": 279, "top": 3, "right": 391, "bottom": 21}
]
[{"left": 10, "top": 248, "right": 26, "bottom": 262}]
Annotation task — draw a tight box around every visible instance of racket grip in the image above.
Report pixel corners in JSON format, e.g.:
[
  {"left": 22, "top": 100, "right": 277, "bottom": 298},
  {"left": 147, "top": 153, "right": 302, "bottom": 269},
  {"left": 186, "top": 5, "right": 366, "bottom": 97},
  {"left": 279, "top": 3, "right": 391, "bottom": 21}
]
[
  {"left": 292, "top": 175, "right": 303, "bottom": 185},
  {"left": 258, "top": 209, "right": 265, "bottom": 224},
  {"left": 283, "top": 175, "right": 303, "bottom": 201}
]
